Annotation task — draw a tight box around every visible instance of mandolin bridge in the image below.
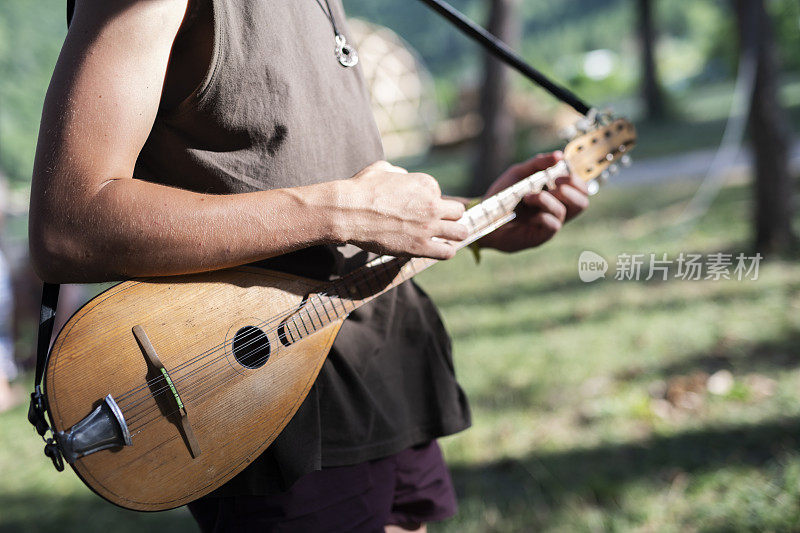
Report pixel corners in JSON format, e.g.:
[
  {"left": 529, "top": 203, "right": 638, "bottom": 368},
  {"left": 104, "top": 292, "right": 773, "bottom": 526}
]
[{"left": 55, "top": 394, "right": 132, "bottom": 464}]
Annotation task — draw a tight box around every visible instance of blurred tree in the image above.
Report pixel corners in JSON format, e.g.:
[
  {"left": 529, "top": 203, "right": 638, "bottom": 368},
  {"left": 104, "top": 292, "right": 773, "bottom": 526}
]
[
  {"left": 734, "top": 0, "right": 797, "bottom": 253},
  {"left": 0, "top": 0, "right": 65, "bottom": 185},
  {"left": 470, "top": 0, "right": 520, "bottom": 196},
  {"left": 636, "top": 0, "right": 666, "bottom": 120}
]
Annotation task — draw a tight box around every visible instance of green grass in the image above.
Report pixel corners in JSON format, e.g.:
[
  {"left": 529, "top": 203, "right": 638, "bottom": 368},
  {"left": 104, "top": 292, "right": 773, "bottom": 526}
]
[
  {"left": 421, "top": 179, "right": 800, "bottom": 532},
  {"left": 2, "top": 177, "right": 800, "bottom": 532}
]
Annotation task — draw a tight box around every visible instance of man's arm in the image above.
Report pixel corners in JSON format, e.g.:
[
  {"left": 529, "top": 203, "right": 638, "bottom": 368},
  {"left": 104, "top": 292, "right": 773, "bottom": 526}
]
[{"left": 29, "top": 0, "right": 467, "bottom": 284}]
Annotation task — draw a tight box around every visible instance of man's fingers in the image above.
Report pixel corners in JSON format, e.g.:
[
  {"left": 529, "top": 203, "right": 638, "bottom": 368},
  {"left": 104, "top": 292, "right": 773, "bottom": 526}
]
[
  {"left": 532, "top": 212, "right": 562, "bottom": 238},
  {"left": 522, "top": 191, "right": 567, "bottom": 223},
  {"left": 434, "top": 220, "right": 469, "bottom": 242},
  {"left": 438, "top": 199, "right": 466, "bottom": 221},
  {"left": 550, "top": 183, "right": 589, "bottom": 220},
  {"left": 555, "top": 174, "right": 589, "bottom": 195},
  {"left": 421, "top": 239, "right": 458, "bottom": 260}
]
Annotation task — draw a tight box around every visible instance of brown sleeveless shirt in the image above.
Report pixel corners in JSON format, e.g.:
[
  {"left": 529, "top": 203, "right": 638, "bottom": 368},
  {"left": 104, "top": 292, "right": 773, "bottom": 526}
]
[{"left": 91, "top": 0, "right": 471, "bottom": 493}]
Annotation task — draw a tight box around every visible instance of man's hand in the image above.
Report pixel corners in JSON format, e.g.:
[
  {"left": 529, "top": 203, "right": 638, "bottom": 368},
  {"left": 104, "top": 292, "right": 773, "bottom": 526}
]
[
  {"left": 335, "top": 162, "right": 468, "bottom": 260},
  {"left": 478, "top": 152, "right": 589, "bottom": 252}
]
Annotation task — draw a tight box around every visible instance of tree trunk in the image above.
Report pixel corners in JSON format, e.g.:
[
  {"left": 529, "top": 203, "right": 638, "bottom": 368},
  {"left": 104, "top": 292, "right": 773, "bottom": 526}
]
[
  {"left": 735, "top": 0, "right": 796, "bottom": 253},
  {"left": 637, "top": 0, "right": 666, "bottom": 120},
  {"left": 469, "top": 0, "right": 520, "bottom": 197}
]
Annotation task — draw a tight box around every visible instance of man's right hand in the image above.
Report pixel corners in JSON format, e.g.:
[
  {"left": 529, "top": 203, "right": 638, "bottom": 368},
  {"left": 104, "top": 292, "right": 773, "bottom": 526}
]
[{"left": 334, "top": 162, "right": 468, "bottom": 260}]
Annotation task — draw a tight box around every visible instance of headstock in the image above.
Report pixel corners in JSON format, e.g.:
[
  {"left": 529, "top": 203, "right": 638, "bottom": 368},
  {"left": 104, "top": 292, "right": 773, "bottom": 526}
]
[{"left": 563, "top": 117, "right": 637, "bottom": 193}]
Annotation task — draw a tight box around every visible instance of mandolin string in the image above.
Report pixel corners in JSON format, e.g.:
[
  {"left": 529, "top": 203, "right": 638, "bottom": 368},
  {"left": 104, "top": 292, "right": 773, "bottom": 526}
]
[
  {"left": 114, "top": 254, "right": 395, "bottom": 406},
  {"left": 121, "top": 173, "right": 551, "bottom": 428},
  {"left": 118, "top": 237, "right": 424, "bottom": 414},
  {"left": 114, "top": 273, "right": 370, "bottom": 408},
  {"left": 124, "top": 257, "right": 416, "bottom": 426},
  {"left": 120, "top": 257, "right": 415, "bottom": 423},
  {"left": 125, "top": 254, "right": 440, "bottom": 429},
  {"left": 123, "top": 303, "right": 334, "bottom": 426},
  {"left": 119, "top": 290, "right": 347, "bottom": 416},
  {"left": 114, "top": 305, "right": 298, "bottom": 405},
  {"left": 110, "top": 284, "right": 342, "bottom": 404},
  {"left": 124, "top": 260, "right": 415, "bottom": 431},
  {"left": 122, "top": 316, "right": 296, "bottom": 423},
  {"left": 114, "top": 308, "right": 299, "bottom": 409},
  {"left": 58, "top": 285, "right": 309, "bottom": 403},
  {"left": 117, "top": 168, "right": 555, "bottom": 426},
  {"left": 126, "top": 259, "right": 426, "bottom": 433},
  {"left": 116, "top": 260, "right": 390, "bottom": 412},
  {"left": 114, "top": 288, "right": 345, "bottom": 407},
  {"left": 119, "top": 290, "right": 354, "bottom": 420}
]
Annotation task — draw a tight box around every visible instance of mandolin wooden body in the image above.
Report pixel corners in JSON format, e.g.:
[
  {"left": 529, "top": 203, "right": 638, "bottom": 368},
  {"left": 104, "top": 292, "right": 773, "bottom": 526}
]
[{"left": 45, "top": 267, "right": 343, "bottom": 511}]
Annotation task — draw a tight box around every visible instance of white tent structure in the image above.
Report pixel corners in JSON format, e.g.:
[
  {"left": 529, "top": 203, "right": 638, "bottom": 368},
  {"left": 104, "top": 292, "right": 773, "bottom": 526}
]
[{"left": 348, "top": 19, "right": 437, "bottom": 160}]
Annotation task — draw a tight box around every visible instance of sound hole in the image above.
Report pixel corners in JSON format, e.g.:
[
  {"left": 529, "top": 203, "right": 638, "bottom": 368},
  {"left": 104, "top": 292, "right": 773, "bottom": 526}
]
[{"left": 232, "top": 326, "right": 271, "bottom": 369}]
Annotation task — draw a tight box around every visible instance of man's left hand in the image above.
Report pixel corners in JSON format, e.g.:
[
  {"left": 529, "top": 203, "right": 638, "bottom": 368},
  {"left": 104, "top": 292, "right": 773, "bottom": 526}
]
[{"left": 478, "top": 151, "right": 589, "bottom": 253}]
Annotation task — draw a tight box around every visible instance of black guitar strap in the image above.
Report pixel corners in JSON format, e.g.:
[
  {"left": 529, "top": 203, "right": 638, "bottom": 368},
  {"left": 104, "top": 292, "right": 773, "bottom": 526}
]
[
  {"left": 27, "top": 282, "right": 64, "bottom": 471},
  {"left": 25, "top": 0, "right": 75, "bottom": 473}
]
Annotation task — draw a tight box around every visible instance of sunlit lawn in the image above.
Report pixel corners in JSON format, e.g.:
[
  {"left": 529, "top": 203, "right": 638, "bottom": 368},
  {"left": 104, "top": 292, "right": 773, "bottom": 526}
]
[
  {"left": 426, "top": 178, "right": 800, "bottom": 532},
  {"left": 2, "top": 176, "right": 799, "bottom": 532}
]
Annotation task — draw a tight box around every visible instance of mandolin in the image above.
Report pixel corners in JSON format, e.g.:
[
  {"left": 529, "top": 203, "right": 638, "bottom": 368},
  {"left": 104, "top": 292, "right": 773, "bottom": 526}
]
[{"left": 41, "top": 117, "right": 635, "bottom": 510}]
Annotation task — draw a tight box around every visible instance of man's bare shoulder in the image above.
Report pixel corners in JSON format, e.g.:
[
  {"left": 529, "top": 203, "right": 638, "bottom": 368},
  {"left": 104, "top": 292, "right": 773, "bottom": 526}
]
[
  {"left": 75, "top": 0, "right": 189, "bottom": 34},
  {"left": 65, "top": 0, "right": 190, "bottom": 57}
]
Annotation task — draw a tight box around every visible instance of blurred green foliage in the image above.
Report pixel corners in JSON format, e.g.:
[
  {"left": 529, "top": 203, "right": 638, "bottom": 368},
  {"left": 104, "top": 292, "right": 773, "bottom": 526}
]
[
  {"left": 0, "top": 0, "right": 798, "bottom": 185},
  {"left": 0, "top": 0, "right": 65, "bottom": 186}
]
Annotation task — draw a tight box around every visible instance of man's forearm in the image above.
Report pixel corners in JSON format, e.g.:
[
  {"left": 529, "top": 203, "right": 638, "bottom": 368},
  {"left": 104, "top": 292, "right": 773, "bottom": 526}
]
[
  {"left": 30, "top": 162, "right": 471, "bottom": 283},
  {"left": 30, "top": 176, "right": 345, "bottom": 283}
]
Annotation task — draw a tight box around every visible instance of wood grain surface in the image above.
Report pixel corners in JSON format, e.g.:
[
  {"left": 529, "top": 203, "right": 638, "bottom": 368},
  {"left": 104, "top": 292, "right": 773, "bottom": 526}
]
[{"left": 45, "top": 267, "right": 343, "bottom": 511}]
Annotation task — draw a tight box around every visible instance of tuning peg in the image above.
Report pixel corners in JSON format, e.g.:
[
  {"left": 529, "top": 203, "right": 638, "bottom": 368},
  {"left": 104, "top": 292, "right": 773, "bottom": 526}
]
[
  {"left": 587, "top": 179, "right": 600, "bottom": 196},
  {"left": 620, "top": 154, "right": 632, "bottom": 167},
  {"left": 598, "top": 108, "right": 614, "bottom": 124},
  {"left": 608, "top": 164, "right": 619, "bottom": 175},
  {"left": 598, "top": 170, "right": 610, "bottom": 185},
  {"left": 574, "top": 118, "right": 592, "bottom": 134},
  {"left": 558, "top": 124, "right": 578, "bottom": 140}
]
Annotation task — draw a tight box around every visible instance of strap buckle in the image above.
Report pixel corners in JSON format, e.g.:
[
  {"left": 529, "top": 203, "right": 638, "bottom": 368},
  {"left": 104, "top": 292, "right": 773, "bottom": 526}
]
[
  {"left": 28, "top": 386, "right": 49, "bottom": 436},
  {"left": 28, "top": 385, "right": 64, "bottom": 472},
  {"left": 44, "top": 438, "right": 65, "bottom": 472}
]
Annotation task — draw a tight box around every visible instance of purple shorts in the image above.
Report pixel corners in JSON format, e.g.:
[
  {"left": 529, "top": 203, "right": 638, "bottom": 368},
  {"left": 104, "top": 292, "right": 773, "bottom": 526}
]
[{"left": 187, "top": 441, "right": 457, "bottom": 532}]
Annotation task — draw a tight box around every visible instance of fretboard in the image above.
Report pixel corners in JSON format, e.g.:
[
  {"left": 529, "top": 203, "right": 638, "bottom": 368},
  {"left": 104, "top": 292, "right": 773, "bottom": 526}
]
[{"left": 278, "top": 160, "right": 569, "bottom": 343}]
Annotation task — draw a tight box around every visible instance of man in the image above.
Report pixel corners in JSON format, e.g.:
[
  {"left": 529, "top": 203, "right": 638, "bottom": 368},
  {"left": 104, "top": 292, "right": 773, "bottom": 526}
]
[{"left": 29, "top": 0, "right": 588, "bottom": 531}]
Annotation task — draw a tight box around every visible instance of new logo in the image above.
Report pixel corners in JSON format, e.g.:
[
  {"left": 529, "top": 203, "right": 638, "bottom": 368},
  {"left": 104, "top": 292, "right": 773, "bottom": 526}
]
[{"left": 578, "top": 251, "right": 608, "bottom": 283}]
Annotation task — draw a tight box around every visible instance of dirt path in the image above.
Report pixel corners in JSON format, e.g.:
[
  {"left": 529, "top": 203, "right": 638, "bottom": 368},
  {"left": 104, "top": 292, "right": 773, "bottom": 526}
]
[{"left": 611, "top": 140, "right": 800, "bottom": 187}]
